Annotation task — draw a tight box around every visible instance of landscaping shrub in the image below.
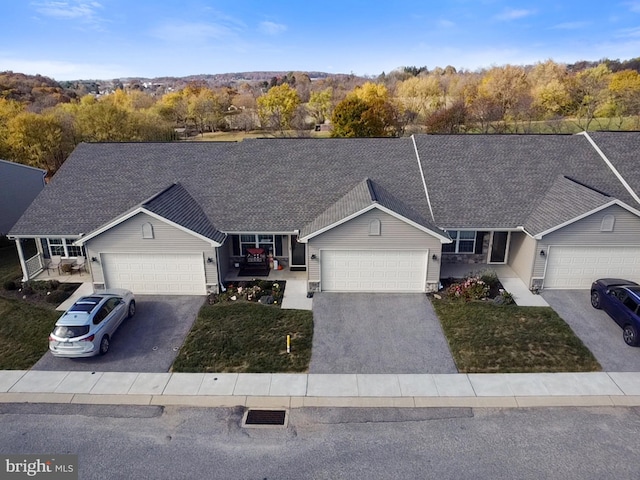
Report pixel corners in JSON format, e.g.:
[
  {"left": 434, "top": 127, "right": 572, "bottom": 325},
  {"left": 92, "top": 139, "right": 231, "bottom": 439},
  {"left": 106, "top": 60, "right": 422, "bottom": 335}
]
[
  {"left": 45, "top": 290, "right": 69, "bottom": 304},
  {"left": 445, "top": 276, "right": 490, "bottom": 301},
  {"left": 210, "top": 280, "right": 285, "bottom": 306},
  {"left": 479, "top": 270, "right": 500, "bottom": 288},
  {"left": 3, "top": 280, "right": 17, "bottom": 291}
]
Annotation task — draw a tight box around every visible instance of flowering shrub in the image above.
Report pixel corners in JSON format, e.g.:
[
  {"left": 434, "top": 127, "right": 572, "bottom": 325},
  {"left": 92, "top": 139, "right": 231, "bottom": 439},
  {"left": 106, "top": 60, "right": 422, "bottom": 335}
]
[
  {"left": 445, "top": 276, "right": 490, "bottom": 301},
  {"left": 208, "top": 280, "right": 284, "bottom": 306}
]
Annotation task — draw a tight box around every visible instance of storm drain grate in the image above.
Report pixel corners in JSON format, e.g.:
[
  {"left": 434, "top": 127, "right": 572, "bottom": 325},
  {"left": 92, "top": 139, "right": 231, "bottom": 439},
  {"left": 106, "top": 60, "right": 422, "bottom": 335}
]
[{"left": 242, "top": 409, "right": 288, "bottom": 427}]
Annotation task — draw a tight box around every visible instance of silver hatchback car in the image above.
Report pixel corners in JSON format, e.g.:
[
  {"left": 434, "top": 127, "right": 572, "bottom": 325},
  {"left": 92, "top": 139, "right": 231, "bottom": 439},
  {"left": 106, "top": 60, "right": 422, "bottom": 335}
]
[{"left": 49, "top": 289, "right": 136, "bottom": 357}]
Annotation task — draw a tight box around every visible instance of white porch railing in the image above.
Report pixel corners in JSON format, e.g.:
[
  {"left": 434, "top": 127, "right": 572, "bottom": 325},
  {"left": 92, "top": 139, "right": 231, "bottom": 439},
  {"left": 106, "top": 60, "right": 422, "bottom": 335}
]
[{"left": 25, "top": 253, "right": 45, "bottom": 279}]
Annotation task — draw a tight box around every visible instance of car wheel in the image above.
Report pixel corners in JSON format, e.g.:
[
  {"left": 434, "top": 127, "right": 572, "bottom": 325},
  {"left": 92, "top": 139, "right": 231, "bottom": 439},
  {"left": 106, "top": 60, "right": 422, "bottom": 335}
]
[
  {"left": 99, "top": 335, "right": 110, "bottom": 355},
  {"left": 127, "top": 300, "right": 136, "bottom": 318},
  {"left": 623, "top": 325, "right": 639, "bottom": 347},
  {"left": 590, "top": 291, "right": 601, "bottom": 309}
]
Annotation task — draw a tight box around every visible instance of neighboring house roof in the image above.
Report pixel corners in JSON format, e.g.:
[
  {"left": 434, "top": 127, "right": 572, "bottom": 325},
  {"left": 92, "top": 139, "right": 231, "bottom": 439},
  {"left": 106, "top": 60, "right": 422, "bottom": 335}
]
[
  {"left": 0, "top": 159, "right": 46, "bottom": 235},
  {"left": 523, "top": 175, "right": 615, "bottom": 237},
  {"left": 412, "top": 134, "right": 638, "bottom": 229},
  {"left": 299, "top": 177, "right": 448, "bottom": 241}
]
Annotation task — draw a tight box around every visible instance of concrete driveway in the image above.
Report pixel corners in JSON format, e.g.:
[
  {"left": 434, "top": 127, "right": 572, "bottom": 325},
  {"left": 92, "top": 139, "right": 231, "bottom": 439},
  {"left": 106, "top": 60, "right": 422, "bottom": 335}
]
[
  {"left": 33, "top": 296, "right": 205, "bottom": 373},
  {"left": 309, "top": 293, "right": 457, "bottom": 374},
  {"left": 542, "top": 290, "right": 640, "bottom": 371}
]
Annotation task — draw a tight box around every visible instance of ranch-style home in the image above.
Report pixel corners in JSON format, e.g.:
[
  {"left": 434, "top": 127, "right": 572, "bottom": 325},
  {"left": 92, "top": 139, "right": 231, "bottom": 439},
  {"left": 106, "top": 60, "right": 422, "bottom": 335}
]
[{"left": 8, "top": 132, "right": 640, "bottom": 295}]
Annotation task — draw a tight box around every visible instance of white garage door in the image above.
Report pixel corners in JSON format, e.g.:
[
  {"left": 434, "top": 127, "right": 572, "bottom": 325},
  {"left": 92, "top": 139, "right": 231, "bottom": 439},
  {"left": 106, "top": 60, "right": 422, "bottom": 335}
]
[
  {"left": 102, "top": 253, "right": 206, "bottom": 295},
  {"left": 544, "top": 246, "right": 640, "bottom": 289},
  {"left": 321, "top": 250, "right": 428, "bottom": 292}
]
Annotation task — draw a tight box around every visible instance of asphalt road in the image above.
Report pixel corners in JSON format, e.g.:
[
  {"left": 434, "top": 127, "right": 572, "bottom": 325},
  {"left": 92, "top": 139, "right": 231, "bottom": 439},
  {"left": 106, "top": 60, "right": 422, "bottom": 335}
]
[
  {"left": 542, "top": 290, "right": 640, "bottom": 371},
  {"left": 33, "top": 295, "right": 205, "bottom": 373},
  {"left": 0, "top": 404, "right": 639, "bottom": 479},
  {"left": 310, "top": 293, "right": 457, "bottom": 374}
]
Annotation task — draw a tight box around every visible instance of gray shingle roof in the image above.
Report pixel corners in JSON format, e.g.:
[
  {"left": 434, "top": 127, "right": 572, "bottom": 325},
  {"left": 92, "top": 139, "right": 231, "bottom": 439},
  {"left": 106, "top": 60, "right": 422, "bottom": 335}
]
[
  {"left": 299, "top": 177, "right": 444, "bottom": 238},
  {"left": 412, "top": 134, "right": 638, "bottom": 228},
  {"left": 9, "top": 138, "right": 430, "bottom": 237},
  {"left": 9, "top": 134, "right": 640, "bottom": 239},
  {"left": 523, "top": 175, "right": 613, "bottom": 236},
  {"left": 143, "top": 183, "right": 226, "bottom": 244}
]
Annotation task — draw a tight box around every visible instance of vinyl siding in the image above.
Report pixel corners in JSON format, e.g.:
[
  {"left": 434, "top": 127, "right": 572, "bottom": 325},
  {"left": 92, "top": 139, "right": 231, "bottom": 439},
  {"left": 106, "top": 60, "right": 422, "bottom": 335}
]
[
  {"left": 307, "top": 209, "right": 442, "bottom": 288},
  {"left": 507, "top": 231, "right": 537, "bottom": 287},
  {"left": 533, "top": 204, "right": 640, "bottom": 278},
  {"left": 86, "top": 212, "right": 218, "bottom": 287}
]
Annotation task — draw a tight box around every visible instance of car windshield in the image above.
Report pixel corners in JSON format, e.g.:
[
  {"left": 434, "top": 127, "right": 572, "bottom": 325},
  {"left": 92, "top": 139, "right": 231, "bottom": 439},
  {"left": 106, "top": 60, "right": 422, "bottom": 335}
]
[
  {"left": 68, "top": 297, "right": 102, "bottom": 313},
  {"left": 52, "top": 325, "right": 90, "bottom": 338}
]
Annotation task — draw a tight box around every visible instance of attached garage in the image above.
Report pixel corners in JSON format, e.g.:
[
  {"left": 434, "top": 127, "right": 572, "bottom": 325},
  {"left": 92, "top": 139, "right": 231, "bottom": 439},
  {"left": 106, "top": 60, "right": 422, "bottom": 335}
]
[
  {"left": 321, "top": 250, "right": 428, "bottom": 292},
  {"left": 543, "top": 246, "right": 640, "bottom": 289},
  {"left": 102, "top": 253, "right": 207, "bottom": 295}
]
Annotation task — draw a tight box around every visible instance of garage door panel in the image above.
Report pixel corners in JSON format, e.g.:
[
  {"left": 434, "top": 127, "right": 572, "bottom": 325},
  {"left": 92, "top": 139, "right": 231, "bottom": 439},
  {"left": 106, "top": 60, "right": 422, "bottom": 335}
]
[
  {"left": 102, "top": 253, "right": 206, "bottom": 295},
  {"left": 544, "top": 246, "right": 640, "bottom": 289},
  {"left": 321, "top": 250, "right": 427, "bottom": 292}
]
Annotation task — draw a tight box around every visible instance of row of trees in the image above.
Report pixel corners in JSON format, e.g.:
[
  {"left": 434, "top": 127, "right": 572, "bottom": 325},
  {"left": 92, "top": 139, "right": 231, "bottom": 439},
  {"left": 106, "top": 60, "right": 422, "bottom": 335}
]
[{"left": 2, "top": 59, "right": 640, "bottom": 174}]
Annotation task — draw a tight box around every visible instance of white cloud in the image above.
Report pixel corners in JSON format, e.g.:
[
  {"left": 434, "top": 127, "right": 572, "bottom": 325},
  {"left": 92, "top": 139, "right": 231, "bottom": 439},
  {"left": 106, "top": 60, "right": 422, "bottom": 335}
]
[
  {"left": 495, "top": 9, "right": 536, "bottom": 21},
  {"left": 259, "top": 21, "right": 287, "bottom": 35},
  {"left": 31, "top": 1, "right": 103, "bottom": 21},
  {"left": 0, "top": 57, "right": 126, "bottom": 80},
  {"left": 624, "top": 1, "right": 640, "bottom": 13},
  {"left": 551, "top": 21, "right": 590, "bottom": 30},
  {"left": 438, "top": 19, "right": 455, "bottom": 28},
  {"left": 150, "top": 21, "right": 235, "bottom": 42}
]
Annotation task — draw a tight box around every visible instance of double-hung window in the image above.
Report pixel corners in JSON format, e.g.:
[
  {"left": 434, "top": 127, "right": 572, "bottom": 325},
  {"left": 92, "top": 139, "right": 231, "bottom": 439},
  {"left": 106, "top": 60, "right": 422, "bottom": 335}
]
[
  {"left": 47, "top": 238, "right": 85, "bottom": 258},
  {"left": 442, "top": 231, "right": 476, "bottom": 254}
]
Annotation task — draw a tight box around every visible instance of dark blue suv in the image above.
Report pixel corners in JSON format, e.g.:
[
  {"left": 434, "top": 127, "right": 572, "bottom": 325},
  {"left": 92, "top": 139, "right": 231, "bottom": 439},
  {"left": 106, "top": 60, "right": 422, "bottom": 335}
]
[{"left": 591, "top": 278, "right": 640, "bottom": 347}]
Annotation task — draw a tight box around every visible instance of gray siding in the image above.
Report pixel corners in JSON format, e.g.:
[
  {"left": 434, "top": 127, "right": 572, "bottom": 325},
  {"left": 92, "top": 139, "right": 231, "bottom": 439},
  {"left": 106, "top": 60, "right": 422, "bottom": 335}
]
[
  {"left": 0, "top": 161, "right": 45, "bottom": 235},
  {"left": 533, "top": 204, "right": 640, "bottom": 278},
  {"left": 507, "top": 231, "right": 537, "bottom": 287},
  {"left": 86, "top": 212, "right": 218, "bottom": 288},
  {"left": 307, "top": 209, "right": 443, "bottom": 289}
]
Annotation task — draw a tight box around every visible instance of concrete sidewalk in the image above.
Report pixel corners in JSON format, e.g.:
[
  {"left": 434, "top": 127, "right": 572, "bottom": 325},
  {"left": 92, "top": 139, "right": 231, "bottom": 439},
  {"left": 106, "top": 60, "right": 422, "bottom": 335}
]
[{"left": 1, "top": 371, "right": 639, "bottom": 409}]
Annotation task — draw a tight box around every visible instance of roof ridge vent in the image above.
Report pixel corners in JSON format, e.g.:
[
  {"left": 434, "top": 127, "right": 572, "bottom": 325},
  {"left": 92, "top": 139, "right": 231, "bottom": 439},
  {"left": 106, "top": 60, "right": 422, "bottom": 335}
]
[{"left": 563, "top": 176, "right": 610, "bottom": 197}]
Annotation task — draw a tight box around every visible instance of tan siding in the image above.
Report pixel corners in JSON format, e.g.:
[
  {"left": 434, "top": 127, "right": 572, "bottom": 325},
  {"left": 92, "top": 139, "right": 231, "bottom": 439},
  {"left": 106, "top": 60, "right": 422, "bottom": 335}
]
[
  {"left": 507, "top": 232, "right": 537, "bottom": 287},
  {"left": 307, "top": 209, "right": 442, "bottom": 288},
  {"left": 534, "top": 205, "right": 640, "bottom": 281},
  {"left": 541, "top": 205, "right": 640, "bottom": 245},
  {"left": 86, "top": 212, "right": 219, "bottom": 288}
]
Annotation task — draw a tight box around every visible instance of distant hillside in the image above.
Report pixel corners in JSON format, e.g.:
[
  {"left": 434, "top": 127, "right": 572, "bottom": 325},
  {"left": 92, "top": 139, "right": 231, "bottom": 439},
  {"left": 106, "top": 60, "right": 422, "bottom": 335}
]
[{"left": 0, "top": 71, "right": 74, "bottom": 110}]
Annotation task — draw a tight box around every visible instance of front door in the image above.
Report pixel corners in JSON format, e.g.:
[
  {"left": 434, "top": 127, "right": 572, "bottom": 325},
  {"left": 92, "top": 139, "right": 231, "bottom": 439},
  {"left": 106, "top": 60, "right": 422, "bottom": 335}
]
[
  {"left": 290, "top": 235, "right": 306, "bottom": 270},
  {"left": 489, "top": 231, "right": 510, "bottom": 264}
]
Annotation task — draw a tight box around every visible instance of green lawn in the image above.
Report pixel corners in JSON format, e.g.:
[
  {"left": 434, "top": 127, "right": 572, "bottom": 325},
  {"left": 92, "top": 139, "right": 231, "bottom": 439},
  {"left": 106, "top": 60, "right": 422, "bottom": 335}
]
[
  {"left": 172, "top": 302, "right": 314, "bottom": 373},
  {"left": 0, "top": 297, "right": 59, "bottom": 369},
  {"left": 431, "top": 298, "right": 601, "bottom": 373}
]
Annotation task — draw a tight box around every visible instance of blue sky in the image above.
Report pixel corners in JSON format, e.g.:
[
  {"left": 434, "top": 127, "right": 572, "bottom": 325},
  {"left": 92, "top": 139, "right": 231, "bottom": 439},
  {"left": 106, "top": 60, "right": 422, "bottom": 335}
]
[{"left": 2, "top": 0, "right": 640, "bottom": 80}]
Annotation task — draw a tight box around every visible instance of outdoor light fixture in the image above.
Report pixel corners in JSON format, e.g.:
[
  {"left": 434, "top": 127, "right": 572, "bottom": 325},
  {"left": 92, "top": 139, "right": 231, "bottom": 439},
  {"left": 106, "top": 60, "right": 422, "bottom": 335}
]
[
  {"left": 91, "top": 257, "right": 98, "bottom": 262},
  {"left": 540, "top": 250, "right": 546, "bottom": 257},
  {"left": 311, "top": 254, "right": 317, "bottom": 260},
  {"left": 432, "top": 254, "right": 438, "bottom": 261},
  {"left": 207, "top": 257, "right": 213, "bottom": 263}
]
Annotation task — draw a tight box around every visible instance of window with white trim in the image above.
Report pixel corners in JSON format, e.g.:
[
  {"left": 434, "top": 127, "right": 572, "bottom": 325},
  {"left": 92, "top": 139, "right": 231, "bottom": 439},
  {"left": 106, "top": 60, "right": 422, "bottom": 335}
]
[
  {"left": 47, "top": 238, "right": 85, "bottom": 258},
  {"left": 442, "top": 230, "right": 476, "bottom": 254},
  {"left": 233, "top": 234, "right": 283, "bottom": 256}
]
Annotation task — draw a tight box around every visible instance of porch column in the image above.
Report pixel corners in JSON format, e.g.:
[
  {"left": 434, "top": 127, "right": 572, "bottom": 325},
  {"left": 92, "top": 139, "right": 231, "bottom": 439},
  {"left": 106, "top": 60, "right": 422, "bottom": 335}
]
[{"left": 14, "top": 238, "right": 29, "bottom": 282}]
